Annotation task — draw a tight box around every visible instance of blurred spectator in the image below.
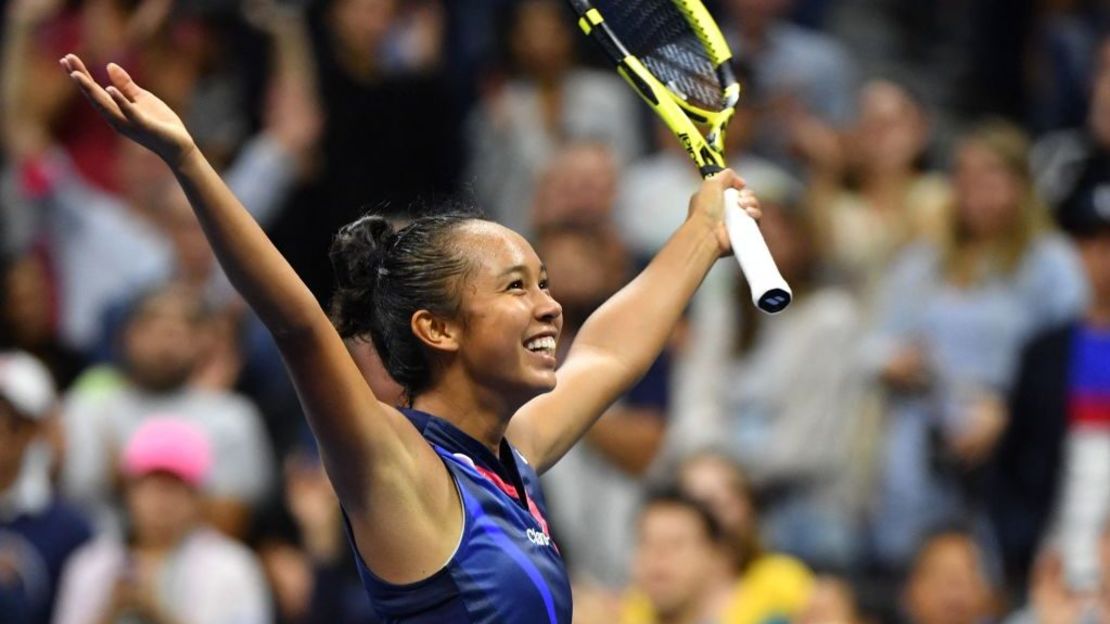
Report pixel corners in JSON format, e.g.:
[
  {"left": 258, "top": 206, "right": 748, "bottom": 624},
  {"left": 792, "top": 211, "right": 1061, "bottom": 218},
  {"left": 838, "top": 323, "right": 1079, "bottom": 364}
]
[
  {"left": 677, "top": 451, "right": 814, "bottom": 623},
  {"left": 614, "top": 122, "right": 704, "bottom": 260},
  {"left": 52, "top": 418, "right": 271, "bottom": 624},
  {"left": 256, "top": 443, "right": 378, "bottom": 624},
  {"left": 1, "top": 8, "right": 318, "bottom": 355},
  {"left": 615, "top": 90, "right": 780, "bottom": 260},
  {"left": 804, "top": 79, "right": 950, "bottom": 296},
  {"left": 274, "top": 0, "right": 460, "bottom": 301},
  {"left": 531, "top": 141, "right": 620, "bottom": 230},
  {"left": 0, "top": 254, "right": 86, "bottom": 390},
  {"left": 1004, "top": 526, "right": 1110, "bottom": 624},
  {"left": 1033, "top": 34, "right": 1110, "bottom": 210},
  {"left": 902, "top": 528, "right": 996, "bottom": 624},
  {"left": 719, "top": 0, "right": 859, "bottom": 170},
  {"left": 0, "top": 351, "right": 92, "bottom": 624},
  {"left": 466, "top": 0, "right": 643, "bottom": 236},
  {"left": 1027, "top": 1, "right": 1110, "bottom": 132},
  {"left": 795, "top": 575, "right": 866, "bottom": 624},
  {"left": 538, "top": 214, "right": 673, "bottom": 586},
  {"left": 619, "top": 489, "right": 735, "bottom": 624},
  {"left": 1, "top": 0, "right": 178, "bottom": 194},
  {"left": 990, "top": 166, "right": 1110, "bottom": 593},
  {"left": 868, "top": 120, "right": 1087, "bottom": 571},
  {"left": 61, "top": 285, "right": 275, "bottom": 538},
  {"left": 669, "top": 170, "right": 870, "bottom": 569}
]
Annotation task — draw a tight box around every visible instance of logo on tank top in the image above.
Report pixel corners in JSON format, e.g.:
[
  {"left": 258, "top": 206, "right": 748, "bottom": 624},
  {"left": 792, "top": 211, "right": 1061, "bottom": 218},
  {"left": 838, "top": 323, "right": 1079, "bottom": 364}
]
[{"left": 526, "top": 527, "right": 554, "bottom": 548}]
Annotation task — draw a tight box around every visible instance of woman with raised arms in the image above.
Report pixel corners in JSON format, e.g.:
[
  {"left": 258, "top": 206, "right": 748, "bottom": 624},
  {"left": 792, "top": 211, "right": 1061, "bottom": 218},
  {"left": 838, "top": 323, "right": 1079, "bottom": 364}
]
[{"left": 60, "top": 54, "right": 761, "bottom": 623}]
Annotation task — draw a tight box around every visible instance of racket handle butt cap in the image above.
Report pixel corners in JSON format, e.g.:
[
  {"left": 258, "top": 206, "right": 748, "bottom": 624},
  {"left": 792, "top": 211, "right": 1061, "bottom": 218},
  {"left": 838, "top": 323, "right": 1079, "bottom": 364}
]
[{"left": 722, "top": 188, "right": 793, "bottom": 314}]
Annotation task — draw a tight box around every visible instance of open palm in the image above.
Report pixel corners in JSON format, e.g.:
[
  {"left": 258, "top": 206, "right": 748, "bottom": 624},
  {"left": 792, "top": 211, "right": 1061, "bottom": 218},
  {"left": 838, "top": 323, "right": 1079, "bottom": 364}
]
[{"left": 60, "top": 54, "right": 196, "bottom": 166}]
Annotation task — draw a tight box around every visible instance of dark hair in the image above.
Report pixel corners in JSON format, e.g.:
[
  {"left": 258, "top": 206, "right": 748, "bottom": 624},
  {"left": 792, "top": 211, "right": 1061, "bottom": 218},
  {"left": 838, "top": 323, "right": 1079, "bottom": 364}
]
[
  {"left": 329, "top": 205, "right": 485, "bottom": 400},
  {"left": 910, "top": 523, "right": 978, "bottom": 567},
  {"left": 639, "top": 487, "right": 723, "bottom": 543}
]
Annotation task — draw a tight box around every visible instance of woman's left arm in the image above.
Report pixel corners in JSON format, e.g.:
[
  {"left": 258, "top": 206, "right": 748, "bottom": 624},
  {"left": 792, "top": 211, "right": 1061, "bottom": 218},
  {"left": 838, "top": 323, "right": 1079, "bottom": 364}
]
[{"left": 508, "top": 171, "right": 757, "bottom": 473}]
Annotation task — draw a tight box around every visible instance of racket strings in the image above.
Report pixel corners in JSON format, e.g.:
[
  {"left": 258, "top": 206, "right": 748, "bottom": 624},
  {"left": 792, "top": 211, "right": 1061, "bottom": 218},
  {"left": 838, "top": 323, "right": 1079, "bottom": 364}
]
[{"left": 592, "top": 0, "right": 724, "bottom": 111}]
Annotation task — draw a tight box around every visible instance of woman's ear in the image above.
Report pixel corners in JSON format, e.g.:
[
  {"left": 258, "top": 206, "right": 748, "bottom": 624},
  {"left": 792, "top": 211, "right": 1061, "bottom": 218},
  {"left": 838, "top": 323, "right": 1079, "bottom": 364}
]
[{"left": 411, "top": 310, "right": 460, "bottom": 354}]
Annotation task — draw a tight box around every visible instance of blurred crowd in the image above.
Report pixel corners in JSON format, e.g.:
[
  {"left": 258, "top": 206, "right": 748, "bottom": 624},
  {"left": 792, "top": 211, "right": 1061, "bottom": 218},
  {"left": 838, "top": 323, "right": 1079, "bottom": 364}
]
[{"left": 2, "top": 0, "right": 1110, "bottom": 622}]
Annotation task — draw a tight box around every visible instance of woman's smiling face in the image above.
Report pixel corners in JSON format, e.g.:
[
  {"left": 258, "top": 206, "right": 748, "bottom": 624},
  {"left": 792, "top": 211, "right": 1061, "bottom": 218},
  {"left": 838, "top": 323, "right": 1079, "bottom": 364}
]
[{"left": 447, "top": 222, "right": 564, "bottom": 403}]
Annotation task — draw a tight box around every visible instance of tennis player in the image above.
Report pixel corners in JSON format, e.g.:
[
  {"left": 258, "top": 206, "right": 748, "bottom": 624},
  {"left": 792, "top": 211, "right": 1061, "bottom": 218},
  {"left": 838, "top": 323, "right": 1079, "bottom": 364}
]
[{"left": 60, "top": 54, "right": 760, "bottom": 623}]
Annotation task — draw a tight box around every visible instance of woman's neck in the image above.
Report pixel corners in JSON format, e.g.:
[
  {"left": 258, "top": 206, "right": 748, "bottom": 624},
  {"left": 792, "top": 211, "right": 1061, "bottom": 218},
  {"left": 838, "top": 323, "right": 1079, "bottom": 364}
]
[{"left": 413, "top": 374, "right": 520, "bottom": 457}]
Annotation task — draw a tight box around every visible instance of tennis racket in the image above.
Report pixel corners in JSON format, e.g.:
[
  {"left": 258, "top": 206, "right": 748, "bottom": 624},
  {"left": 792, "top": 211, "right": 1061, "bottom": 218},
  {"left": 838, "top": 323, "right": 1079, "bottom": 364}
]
[{"left": 566, "top": 0, "right": 792, "bottom": 313}]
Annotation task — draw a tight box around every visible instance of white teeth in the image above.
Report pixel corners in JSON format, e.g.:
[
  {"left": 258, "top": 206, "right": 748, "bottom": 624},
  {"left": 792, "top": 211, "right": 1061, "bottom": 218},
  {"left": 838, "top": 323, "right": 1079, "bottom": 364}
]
[{"left": 525, "top": 336, "right": 556, "bottom": 353}]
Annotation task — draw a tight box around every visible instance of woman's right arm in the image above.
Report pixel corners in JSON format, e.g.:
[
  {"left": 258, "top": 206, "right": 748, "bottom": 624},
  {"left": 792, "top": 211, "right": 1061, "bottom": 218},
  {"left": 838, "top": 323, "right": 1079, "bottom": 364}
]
[{"left": 61, "top": 56, "right": 462, "bottom": 580}]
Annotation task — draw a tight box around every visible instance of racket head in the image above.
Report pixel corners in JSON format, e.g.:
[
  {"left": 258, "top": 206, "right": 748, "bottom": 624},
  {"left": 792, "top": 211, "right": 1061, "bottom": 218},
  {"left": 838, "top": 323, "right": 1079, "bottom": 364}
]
[{"left": 568, "top": 0, "right": 739, "bottom": 177}]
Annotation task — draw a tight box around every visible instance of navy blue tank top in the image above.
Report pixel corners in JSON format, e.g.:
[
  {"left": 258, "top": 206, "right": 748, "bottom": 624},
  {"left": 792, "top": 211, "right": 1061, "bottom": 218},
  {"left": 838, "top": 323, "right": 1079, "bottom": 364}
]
[{"left": 345, "top": 408, "right": 573, "bottom": 623}]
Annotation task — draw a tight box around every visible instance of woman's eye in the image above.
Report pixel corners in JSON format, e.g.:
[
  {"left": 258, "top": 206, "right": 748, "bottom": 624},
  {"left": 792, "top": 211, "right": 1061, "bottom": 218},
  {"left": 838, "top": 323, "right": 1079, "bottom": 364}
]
[
  {"left": 508, "top": 280, "right": 525, "bottom": 290},
  {"left": 538, "top": 279, "right": 549, "bottom": 290}
]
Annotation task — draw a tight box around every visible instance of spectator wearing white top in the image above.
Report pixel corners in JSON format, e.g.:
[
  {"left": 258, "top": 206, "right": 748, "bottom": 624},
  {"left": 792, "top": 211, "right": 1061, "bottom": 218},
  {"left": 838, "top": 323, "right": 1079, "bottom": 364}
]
[
  {"left": 52, "top": 418, "right": 271, "bottom": 624},
  {"left": 466, "top": 0, "right": 644, "bottom": 237},
  {"left": 0, "top": 351, "right": 92, "bottom": 624}
]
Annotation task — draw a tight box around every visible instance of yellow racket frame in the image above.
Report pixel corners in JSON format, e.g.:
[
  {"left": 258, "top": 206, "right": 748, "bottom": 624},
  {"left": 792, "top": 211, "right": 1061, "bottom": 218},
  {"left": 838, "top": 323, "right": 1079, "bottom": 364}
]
[{"left": 573, "top": 2, "right": 740, "bottom": 177}]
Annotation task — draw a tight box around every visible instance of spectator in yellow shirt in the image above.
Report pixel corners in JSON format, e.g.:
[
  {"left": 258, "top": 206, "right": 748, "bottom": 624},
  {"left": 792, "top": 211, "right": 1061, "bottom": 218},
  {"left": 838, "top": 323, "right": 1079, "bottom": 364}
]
[{"left": 620, "top": 451, "right": 814, "bottom": 624}]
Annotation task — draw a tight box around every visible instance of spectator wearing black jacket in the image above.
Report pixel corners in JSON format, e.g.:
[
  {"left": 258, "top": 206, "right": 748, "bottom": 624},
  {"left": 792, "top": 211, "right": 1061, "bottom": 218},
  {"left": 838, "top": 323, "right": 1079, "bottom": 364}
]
[{"left": 991, "top": 165, "right": 1110, "bottom": 595}]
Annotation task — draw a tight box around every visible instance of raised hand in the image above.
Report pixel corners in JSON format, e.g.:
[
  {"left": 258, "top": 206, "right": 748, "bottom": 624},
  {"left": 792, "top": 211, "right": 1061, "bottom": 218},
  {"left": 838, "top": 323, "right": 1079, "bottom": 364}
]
[
  {"left": 686, "top": 169, "right": 761, "bottom": 257},
  {"left": 60, "top": 54, "right": 196, "bottom": 167}
]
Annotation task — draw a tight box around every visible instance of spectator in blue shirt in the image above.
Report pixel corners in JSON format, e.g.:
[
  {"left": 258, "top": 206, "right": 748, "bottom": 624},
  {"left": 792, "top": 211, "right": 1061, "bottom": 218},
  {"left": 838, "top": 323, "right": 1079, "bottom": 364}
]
[{"left": 0, "top": 351, "right": 92, "bottom": 624}]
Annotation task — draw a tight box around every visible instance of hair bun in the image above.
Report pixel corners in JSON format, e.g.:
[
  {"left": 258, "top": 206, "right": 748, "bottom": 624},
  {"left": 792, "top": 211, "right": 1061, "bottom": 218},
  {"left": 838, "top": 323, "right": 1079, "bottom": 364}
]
[{"left": 330, "top": 215, "right": 396, "bottom": 290}]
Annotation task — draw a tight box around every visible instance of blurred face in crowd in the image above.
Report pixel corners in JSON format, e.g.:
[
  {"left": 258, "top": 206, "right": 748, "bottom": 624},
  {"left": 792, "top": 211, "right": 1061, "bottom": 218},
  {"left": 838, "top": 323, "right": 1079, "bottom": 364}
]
[
  {"left": 535, "top": 227, "right": 626, "bottom": 331},
  {"left": 905, "top": 534, "right": 993, "bottom": 624},
  {"left": 678, "top": 454, "right": 755, "bottom": 542},
  {"left": 126, "top": 472, "right": 201, "bottom": 548},
  {"left": 852, "top": 80, "right": 929, "bottom": 176},
  {"left": 532, "top": 143, "right": 618, "bottom": 228},
  {"left": 1089, "top": 38, "right": 1110, "bottom": 148},
  {"left": 633, "top": 502, "right": 725, "bottom": 621},
  {"left": 123, "top": 289, "right": 206, "bottom": 392},
  {"left": 725, "top": 0, "right": 792, "bottom": 32},
  {"left": 510, "top": 0, "right": 573, "bottom": 81},
  {"left": 952, "top": 140, "right": 1022, "bottom": 241},
  {"left": 328, "top": 0, "right": 397, "bottom": 62},
  {"left": 0, "top": 401, "right": 37, "bottom": 491},
  {"left": 3, "top": 255, "right": 53, "bottom": 347},
  {"left": 1078, "top": 231, "right": 1110, "bottom": 307}
]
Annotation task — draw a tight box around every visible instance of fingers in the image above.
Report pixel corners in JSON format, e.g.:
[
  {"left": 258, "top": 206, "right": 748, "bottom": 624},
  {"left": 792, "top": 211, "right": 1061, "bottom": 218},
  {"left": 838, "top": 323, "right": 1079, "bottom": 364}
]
[
  {"left": 737, "top": 187, "right": 761, "bottom": 221},
  {"left": 709, "top": 167, "right": 745, "bottom": 191},
  {"left": 60, "top": 55, "right": 126, "bottom": 124},
  {"left": 107, "top": 63, "right": 144, "bottom": 100},
  {"left": 106, "top": 85, "right": 142, "bottom": 123}
]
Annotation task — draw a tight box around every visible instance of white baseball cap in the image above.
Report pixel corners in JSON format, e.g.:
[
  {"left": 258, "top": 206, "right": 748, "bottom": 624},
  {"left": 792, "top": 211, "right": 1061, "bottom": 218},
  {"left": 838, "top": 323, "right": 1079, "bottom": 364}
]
[{"left": 0, "top": 351, "right": 57, "bottom": 421}]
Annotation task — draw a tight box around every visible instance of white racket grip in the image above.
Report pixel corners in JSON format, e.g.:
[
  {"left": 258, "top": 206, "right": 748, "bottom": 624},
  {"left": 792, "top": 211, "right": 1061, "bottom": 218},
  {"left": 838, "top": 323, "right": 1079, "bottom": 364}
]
[{"left": 723, "top": 187, "right": 792, "bottom": 313}]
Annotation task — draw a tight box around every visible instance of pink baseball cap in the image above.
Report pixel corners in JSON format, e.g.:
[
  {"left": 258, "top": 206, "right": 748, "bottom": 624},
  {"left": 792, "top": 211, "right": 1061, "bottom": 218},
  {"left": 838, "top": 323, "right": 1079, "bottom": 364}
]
[{"left": 121, "top": 417, "right": 212, "bottom": 487}]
